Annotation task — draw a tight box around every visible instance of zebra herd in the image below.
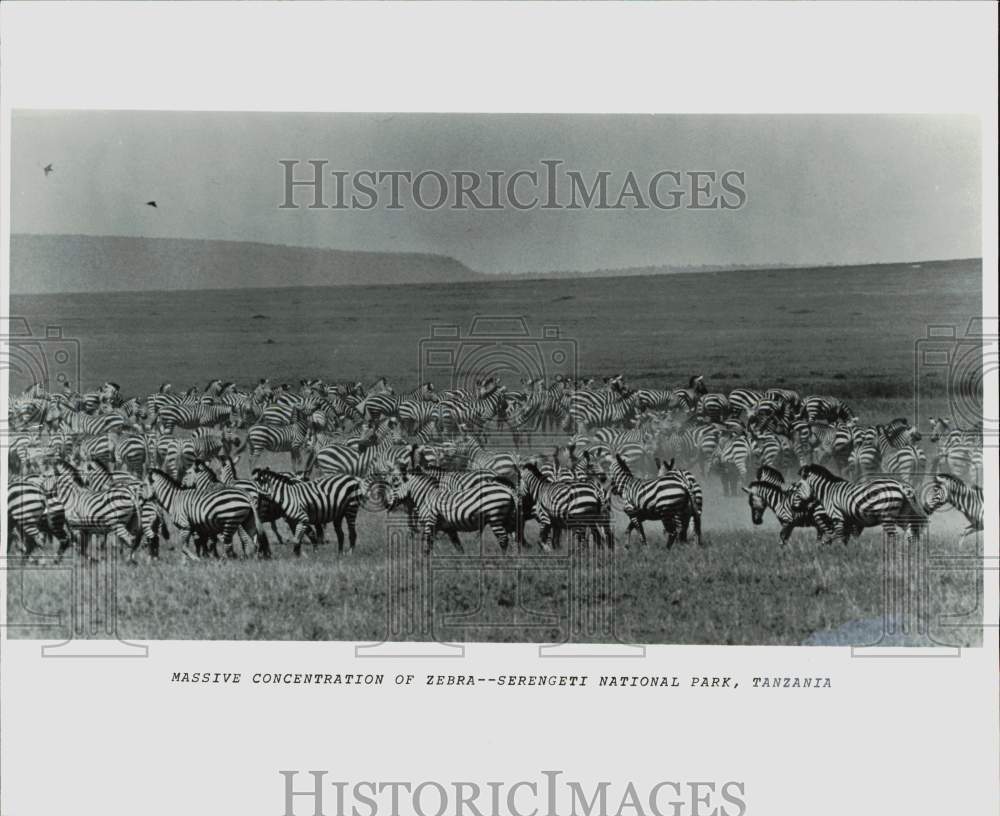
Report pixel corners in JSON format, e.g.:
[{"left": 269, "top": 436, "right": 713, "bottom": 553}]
[{"left": 5, "top": 374, "right": 985, "bottom": 560}]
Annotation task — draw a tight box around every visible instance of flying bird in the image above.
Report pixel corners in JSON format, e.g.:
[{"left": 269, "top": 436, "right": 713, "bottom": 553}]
[
  {"left": 43, "top": 164, "right": 54, "bottom": 176},
  {"left": 146, "top": 201, "right": 157, "bottom": 208}
]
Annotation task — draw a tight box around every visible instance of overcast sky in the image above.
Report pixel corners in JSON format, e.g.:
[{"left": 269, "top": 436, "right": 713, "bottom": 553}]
[{"left": 12, "top": 112, "right": 981, "bottom": 274}]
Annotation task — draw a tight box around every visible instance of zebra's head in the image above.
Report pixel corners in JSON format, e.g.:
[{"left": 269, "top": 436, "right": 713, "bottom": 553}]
[
  {"left": 920, "top": 480, "right": 948, "bottom": 515},
  {"left": 789, "top": 477, "right": 815, "bottom": 512},
  {"left": 742, "top": 482, "right": 768, "bottom": 525}
]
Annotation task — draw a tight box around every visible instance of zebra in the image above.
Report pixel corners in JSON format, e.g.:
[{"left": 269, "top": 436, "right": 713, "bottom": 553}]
[
  {"left": 189, "top": 426, "right": 240, "bottom": 460},
  {"left": 385, "top": 470, "right": 518, "bottom": 554},
  {"left": 113, "top": 432, "right": 148, "bottom": 476},
  {"left": 252, "top": 468, "right": 361, "bottom": 555},
  {"left": 7, "top": 478, "right": 70, "bottom": 558},
  {"left": 741, "top": 467, "right": 833, "bottom": 545},
  {"left": 157, "top": 402, "right": 233, "bottom": 432},
  {"left": 439, "top": 436, "right": 519, "bottom": 487},
  {"left": 184, "top": 455, "right": 286, "bottom": 553},
  {"left": 304, "top": 432, "right": 407, "bottom": 478},
  {"left": 518, "top": 463, "right": 611, "bottom": 550},
  {"left": 244, "top": 416, "right": 311, "bottom": 471},
  {"left": 696, "top": 393, "right": 731, "bottom": 422},
  {"left": 709, "top": 432, "right": 752, "bottom": 496},
  {"left": 873, "top": 424, "right": 925, "bottom": 488},
  {"left": 790, "top": 464, "right": 925, "bottom": 546},
  {"left": 156, "top": 435, "right": 197, "bottom": 481},
  {"left": 748, "top": 430, "right": 798, "bottom": 476},
  {"left": 143, "top": 469, "right": 265, "bottom": 559},
  {"left": 607, "top": 455, "right": 700, "bottom": 548},
  {"left": 59, "top": 410, "right": 126, "bottom": 436},
  {"left": 921, "top": 473, "right": 983, "bottom": 541},
  {"left": 656, "top": 458, "right": 704, "bottom": 544},
  {"left": 802, "top": 396, "right": 854, "bottom": 423},
  {"left": 928, "top": 417, "right": 981, "bottom": 484},
  {"left": 47, "top": 460, "right": 142, "bottom": 559},
  {"left": 668, "top": 375, "right": 709, "bottom": 413},
  {"left": 727, "top": 388, "right": 764, "bottom": 419}
]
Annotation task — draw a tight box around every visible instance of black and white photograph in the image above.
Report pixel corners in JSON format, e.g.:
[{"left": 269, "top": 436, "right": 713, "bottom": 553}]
[
  {"left": 0, "top": 5, "right": 996, "bottom": 816},
  {"left": 4, "top": 110, "right": 986, "bottom": 646}
]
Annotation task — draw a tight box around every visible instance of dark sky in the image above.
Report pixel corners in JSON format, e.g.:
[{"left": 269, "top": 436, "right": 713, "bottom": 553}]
[{"left": 12, "top": 111, "right": 981, "bottom": 274}]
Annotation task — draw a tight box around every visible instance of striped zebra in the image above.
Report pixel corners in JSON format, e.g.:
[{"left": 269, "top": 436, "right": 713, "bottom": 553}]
[
  {"left": 155, "top": 435, "right": 197, "bottom": 481},
  {"left": 190, "top": 426, "right": 240, "bottom": 460},
  {"left": 157, "top": 402, "right": 233, "bottom": 432},
  {"left": 435, "top": 383, "right": 510, "bottom": 437},
  {"left": 507, "top": 383, "right": 570, "bottom": 446},
  {"left": 439, "top": 437, "right": 519, "bottom": 487},
  {"left": 47, "top": 460, "right": 141, "bottom": 558},
  {"left": 568, "top": 388, "right": 640, "bottom": 432},
  {"left": 59, "top": 409, "right": 126, "bottom": 436},
  {"left": 114, "top": 433, "right": 148, "bottom": 476},
  {"left": 928, "top": 417, "right": 981, "bottom": 484},
  {"left": 77, "top": 461, "right": 169, "bottom": 559},
  {"left": 668, "top": 375, "right": 709, "bottom": 413},
  {"left": 791, "top": 465, "right": 925, "bottom": 545},
  {"left": 386, "top": 471, "right": 518, "bottom": 554},
  {"left": 802, "top": 396, "right": 854, "bottom": 423},
  {"left": 727, "top": 388, "right": 764, "bottom": 419},
  {"left": 518, "top": 463, "right": 611, "bottom": 550},
  {"left": 656, "top": 423, "right": 720, "bottom": 476},
  {"left": 696, "top": 393, "right": 731, "bottom": 422},
  {"left": 244, "top": 417, "right": 311, "bottom": 471},
  {"left": 143, "top": 469, "right": 265, "bottom": 559},
  {"left": 252, "top": 468, "right": 361, "bottom": 555},
  {"left": 921, "top": 473, "right": 983, "bottom": 541},
  {"left": 607, "top": 455, "right": 700, "bottom": 548},
  {"left": 742, "top": 466, "right": 833, "bottom": 545},
  {"left": 709, "top": 432, "right": 752, "bottom": 496},
  {"left": 656, "top": 458, "right": 704, "bottom": 544},
  {"left": 7, "top": 478, "right": 70, "bottom": 557},
  {"left": 185, "top": 456, "right": 284, "bottom": 554},
  {"left": 748, "top": 430, "right": 798, "bottom": 476},
  {"left": 873, "top": 424, "right": 925, "bottom": 488},
  {"left": 304, "top": 431, "right": 407, "bottom": 478}
]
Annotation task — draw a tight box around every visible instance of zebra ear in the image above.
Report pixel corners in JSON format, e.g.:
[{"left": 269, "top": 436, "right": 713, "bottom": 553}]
[{"left": 741, "top": 486, "right": 750, "bottom": 494}]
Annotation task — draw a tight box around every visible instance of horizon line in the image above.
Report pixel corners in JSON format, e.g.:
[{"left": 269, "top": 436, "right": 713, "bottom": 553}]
[
  {"left": 9, "top": 231, "right": 983, "bottom": 288},
  {"left": 9, "top": 253, "right": 982, "bottom": 298}
]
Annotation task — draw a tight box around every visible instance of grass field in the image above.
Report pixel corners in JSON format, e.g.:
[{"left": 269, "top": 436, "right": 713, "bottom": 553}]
[{"left": 5, "top": 259, "right": 986, "bottom": 645}]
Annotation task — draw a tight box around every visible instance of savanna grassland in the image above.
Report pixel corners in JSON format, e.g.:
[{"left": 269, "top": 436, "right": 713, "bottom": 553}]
[{"left": 5, "top": 259, "right": 985, "bottom": 645}]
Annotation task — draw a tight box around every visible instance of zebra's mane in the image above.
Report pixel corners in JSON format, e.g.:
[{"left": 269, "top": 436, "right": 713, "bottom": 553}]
[
  {"left": 521, "top": 462, "right": 547, "bottom": 481},
  {"left": 148, "top": 468, "right": 187, "bottom": 488},
  {"left": 193, "top": 458, "right": 220, "bottom": 482},
  {"left": 756, "top": 464, "right": 785, "bottom": 484},
  {"left": 799, "top": 464, "right": 844, "bottom": 482},
  {"left": 88, "top": 458, "right": 112, "bottom": 476},
  {"left": 252, "top": 467, "right": 300, "bottom": 485},
  {"left": 614, "top": 455, "right": 634, "bottom": 478},
  {"left": 935, "top": 472, "right": 978, "bottom": 494},
  {"left": 746, "top": 480, "right": 785, "bottom": 497},
  {"left": 55, "top": 459, "right": 86, "bottom": 485}
]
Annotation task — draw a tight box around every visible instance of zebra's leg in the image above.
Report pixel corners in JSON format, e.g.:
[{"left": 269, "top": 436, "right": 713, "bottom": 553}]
[
  {"left": 289, "top": 519, "right": 308, "bottom": 557},
  {"left": 345, "top": 505, "right": 358, "bottom": 552},
  {"left": 663, "top": 514, "right": 678, "bottom": 549},
  {"left": 446, "top": 530, "right": 464, "bottom": 554},
  {"left": 489, "top": 518, "right": 510, "bottom": 552}
]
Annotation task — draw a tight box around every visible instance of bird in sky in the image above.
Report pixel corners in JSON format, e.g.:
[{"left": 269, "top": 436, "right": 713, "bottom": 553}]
[
  {"left": 43, "top": 164, "right": 54, "bottom": 176},
  {"left": 146, "top": 201, "right": 157, "bottom": 208}
]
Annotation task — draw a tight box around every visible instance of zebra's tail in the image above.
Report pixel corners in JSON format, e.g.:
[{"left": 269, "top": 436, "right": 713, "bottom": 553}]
[{"left": 683, "top": 483, "right": 702, "bottom": 546}]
